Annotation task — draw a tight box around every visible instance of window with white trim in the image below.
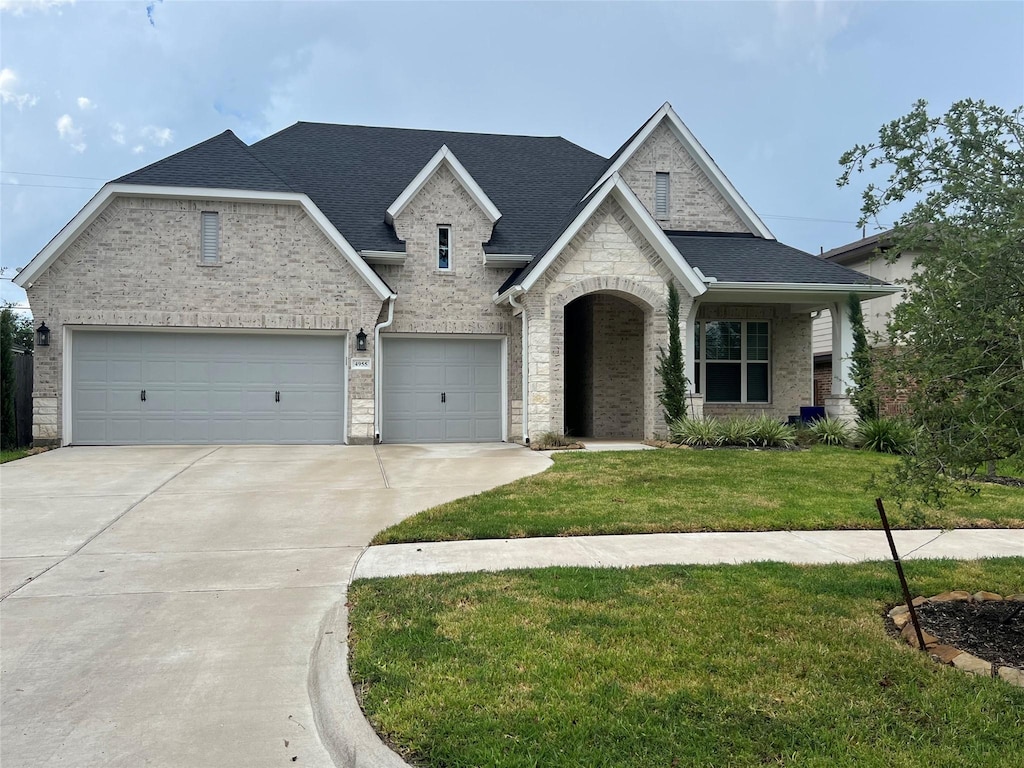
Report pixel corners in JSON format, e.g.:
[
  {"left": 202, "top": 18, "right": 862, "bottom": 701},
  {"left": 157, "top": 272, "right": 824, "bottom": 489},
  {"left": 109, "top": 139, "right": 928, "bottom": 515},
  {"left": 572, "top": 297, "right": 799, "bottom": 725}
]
[
  {"left": 200, "top": 211, "right": 220, "bottom": 264},
  {"left": 437, "top": 225, "right": 451, "bottom": 270},
  {"left": 654, "top": 172, "right": 670, "bottom": 219},
  {"left": 694, "top": 320, "right": 770, "bottom": 403}
]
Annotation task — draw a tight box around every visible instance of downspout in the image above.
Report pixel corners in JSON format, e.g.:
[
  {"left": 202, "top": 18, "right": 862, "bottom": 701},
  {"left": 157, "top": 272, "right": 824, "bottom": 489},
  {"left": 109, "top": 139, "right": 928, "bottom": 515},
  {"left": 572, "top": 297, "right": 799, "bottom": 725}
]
[
  {"left": 508, "top": 288, "right": 529, "bottom": 445},
  {"left": 373, "top": 295, "right": 397, "bottom": 443}
]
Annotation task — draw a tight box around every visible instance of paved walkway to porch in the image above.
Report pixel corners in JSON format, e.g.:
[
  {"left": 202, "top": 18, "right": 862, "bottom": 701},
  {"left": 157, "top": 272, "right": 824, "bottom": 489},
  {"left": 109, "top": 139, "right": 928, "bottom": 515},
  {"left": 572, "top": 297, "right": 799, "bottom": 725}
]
[{"left": 579, "top": 438, "right": 655, "bottom": 451}]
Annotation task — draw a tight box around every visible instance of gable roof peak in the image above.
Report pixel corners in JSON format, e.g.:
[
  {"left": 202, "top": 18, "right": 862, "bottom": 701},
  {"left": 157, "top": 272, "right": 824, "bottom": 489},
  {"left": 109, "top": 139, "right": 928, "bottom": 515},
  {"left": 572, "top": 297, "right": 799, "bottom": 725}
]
[
  {"left": 385, "top": 143, "right": 502, "bottom": 226},
  {"left": 590, "top": 102, "right": 775, "bottom": 240}
]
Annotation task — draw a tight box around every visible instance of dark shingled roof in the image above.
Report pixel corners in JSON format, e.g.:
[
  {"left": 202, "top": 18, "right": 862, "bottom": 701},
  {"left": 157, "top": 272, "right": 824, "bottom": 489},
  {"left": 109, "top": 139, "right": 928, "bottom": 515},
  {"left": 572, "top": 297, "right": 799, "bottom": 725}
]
[
  {"left": 667, "top": 232, "right": 886, "bottom": 285},
  {"left": 115, "top": 131, "right": 295, "bottom": 192},
  {"left": 112, "top": 119, "right": 890, "bottom": 295},
  {"left": 248, "top": 122, "right": 608, "bottom": 255}
]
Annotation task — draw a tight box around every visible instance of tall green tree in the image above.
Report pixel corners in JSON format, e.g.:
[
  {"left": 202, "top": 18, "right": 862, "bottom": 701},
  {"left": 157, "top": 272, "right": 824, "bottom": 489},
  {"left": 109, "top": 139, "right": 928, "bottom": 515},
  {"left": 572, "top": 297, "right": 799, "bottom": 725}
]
[
  {"left": 1, "top": 308, "right": 17, "bottom": 450},
  {"left": 846, "top": 292, "right": 877, "bottom": 421},
  {"left": 838, "top": 98, "right": 1024, "bottom": 501},
  {"left": 656, "top": 282, "right": 689, "bottom": 424}
]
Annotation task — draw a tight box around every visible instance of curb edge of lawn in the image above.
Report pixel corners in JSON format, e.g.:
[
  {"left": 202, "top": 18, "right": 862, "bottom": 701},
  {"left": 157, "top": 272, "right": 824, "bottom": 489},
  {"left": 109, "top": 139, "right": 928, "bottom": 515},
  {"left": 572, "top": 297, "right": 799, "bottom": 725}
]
[{"left": 308, "top": 599, "right": 412, "bottom": 768}]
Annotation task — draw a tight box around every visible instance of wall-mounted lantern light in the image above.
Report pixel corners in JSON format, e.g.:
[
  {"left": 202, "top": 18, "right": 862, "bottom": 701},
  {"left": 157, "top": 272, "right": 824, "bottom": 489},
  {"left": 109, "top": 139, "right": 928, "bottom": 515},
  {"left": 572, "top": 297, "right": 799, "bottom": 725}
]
[
  {"left": 36, "top": 322, "right": 50, "bottom": 347},
  {"left": 355, "top": 328, "right": 367, "bottom": 352}
]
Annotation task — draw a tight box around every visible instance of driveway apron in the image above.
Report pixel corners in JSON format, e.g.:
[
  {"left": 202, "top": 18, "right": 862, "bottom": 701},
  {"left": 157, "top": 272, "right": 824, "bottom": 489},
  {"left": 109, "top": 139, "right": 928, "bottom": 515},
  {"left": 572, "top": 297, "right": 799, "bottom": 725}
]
[{"left": 0, "top": 443, "right": 551, "bottom": 768}]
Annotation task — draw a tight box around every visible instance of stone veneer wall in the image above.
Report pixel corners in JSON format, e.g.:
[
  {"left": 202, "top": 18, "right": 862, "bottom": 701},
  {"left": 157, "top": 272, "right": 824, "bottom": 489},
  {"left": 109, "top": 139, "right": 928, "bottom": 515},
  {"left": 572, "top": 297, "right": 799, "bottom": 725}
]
[
  {"left": 26, "top": 197, "right": 384, "bottom": 445},
  {"left": 697, "top": 304, "right": 813, "bottom": 421},
  {"left": 525, "top": 197, "right": 692, "bottom": 440},
  {"left": 378, "top": 163, "right": 519, "bottom": 439},
  {"left": 621, "top": 122, "right": 751, "bottom": 233}
]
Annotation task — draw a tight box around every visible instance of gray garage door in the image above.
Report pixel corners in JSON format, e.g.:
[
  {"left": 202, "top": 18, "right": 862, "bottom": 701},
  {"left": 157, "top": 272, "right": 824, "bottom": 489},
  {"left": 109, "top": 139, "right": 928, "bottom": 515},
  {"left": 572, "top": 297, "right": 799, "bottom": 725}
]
[
  {"left": 71, "top": 331, "right": 346, "bottom": 445},
  {"left": 382, "top": 337, "right": 502, "bottom": 443}
]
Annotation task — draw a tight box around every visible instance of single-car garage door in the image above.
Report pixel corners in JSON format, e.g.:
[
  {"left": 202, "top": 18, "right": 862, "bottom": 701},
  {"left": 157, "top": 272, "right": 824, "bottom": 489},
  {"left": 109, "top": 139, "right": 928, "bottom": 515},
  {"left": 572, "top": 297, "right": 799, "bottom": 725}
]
[
  {"left": 71, "top": 331, "right": 346, "bottom": 445},
  {"left": 382, "top": 337, "right": 502, "bottom": 443}
]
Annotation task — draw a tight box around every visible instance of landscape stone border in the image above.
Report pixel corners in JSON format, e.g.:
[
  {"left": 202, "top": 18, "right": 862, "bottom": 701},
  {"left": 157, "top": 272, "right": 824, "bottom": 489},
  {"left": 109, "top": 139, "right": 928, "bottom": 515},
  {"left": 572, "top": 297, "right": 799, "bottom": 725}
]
[{"left": 888, "top": 591, "right": 1024, "bottom": 687}]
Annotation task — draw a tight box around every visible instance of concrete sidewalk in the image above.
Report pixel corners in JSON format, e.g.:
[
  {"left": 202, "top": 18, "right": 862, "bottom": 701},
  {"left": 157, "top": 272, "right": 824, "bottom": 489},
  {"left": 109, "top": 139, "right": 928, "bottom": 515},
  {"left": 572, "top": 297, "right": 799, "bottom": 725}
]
[{"left": 352, "top": 528, "right": 1024, "bottom": 580}]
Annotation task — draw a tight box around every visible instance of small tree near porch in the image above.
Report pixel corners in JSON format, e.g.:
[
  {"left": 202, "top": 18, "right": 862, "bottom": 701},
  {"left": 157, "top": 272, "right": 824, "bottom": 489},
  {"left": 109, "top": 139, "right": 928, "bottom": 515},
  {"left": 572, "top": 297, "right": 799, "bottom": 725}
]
[{"left": 656, "top": 283, "right": 689, "bottom": 424}]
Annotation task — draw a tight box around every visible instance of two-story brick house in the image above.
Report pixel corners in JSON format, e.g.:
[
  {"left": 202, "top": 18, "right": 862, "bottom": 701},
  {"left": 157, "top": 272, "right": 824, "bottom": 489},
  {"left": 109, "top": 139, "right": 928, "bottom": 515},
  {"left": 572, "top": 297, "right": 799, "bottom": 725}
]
[{"left": 14, "top": 103, "right": 898, "bottom": 446}]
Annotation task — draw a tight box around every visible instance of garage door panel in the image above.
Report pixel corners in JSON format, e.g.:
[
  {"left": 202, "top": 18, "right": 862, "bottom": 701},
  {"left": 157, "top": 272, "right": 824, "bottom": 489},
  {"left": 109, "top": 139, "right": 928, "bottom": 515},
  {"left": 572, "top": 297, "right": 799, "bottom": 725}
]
[
  {"left": 474, "top": 365, "right": 500, "bottom": 387},
  {"left": 109, "top": 360, "right": 143, "bottom": 382},
  {"left": 444, "top": 419, "right": 472, "bottom": 440},
  {"left": 383, "top": 338, "right": 502, "bottom": 444},
  {"left": 72, "top": 331, "right": 346, "bottom": 445},
  {"left": 444, "top": 366, "right": 472, "bottom": 388},
  {"left": 107, "top": 389, "right": 143, "bottom": 413},
  {"left": 108, "top": 419, "right": 143, "bottom": 443}
]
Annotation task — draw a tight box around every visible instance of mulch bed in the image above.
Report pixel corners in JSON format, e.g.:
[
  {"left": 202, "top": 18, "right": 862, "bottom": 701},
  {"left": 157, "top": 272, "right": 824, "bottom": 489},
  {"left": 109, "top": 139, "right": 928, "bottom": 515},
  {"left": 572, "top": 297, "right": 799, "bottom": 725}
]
[
  {"left": 983, "top": 475, "right": 1024, "bottom": 489},
  {"left": 917, "top": 600, "right": 1024, "bottom": 668}
]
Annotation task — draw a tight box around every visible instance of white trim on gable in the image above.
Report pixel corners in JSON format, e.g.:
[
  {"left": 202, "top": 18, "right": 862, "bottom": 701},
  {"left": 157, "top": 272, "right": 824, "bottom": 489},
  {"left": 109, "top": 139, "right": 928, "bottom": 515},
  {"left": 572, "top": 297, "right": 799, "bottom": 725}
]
[
  {"left": 384, "top": 145, "right": 501, "bottom": 227},
  {"left": 14, "top": 184, "right": 396, "bottom": 301},
  {"left": 497, "top": 173, "right": 707, "bottom": 302},
  {"left": 587, "top": 102, "right": 774, "bottom": 240}
]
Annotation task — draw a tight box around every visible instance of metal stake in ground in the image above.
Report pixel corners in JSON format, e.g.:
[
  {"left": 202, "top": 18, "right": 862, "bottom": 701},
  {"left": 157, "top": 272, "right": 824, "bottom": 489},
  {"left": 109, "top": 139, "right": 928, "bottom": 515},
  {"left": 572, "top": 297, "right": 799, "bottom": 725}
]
[{"left": 876, "top": 497, "right": 927, "bottom": 651}]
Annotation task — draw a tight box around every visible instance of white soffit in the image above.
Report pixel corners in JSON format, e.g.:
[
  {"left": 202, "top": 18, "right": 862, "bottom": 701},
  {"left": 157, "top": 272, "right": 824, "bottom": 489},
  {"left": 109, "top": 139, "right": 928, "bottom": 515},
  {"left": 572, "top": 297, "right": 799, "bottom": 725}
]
[
  {"left": 515, "top": 174, "right": 707, "bottom": 298},
  {"left": 384, "top": 145, "right": 501, "bottom": 226},
  {"left": 587, "top": 102, "right": 774, "bottom": 240},
  {"left": 14, "top": 184, "right": 396, "bottom": 300}
]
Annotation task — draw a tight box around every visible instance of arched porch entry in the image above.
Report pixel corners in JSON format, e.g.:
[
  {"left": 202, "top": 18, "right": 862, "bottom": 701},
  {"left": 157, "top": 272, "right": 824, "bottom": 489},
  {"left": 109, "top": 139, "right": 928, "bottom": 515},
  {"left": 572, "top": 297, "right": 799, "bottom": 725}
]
[{"left": 553, "top": 277, "right": 665, "bottom": 440}]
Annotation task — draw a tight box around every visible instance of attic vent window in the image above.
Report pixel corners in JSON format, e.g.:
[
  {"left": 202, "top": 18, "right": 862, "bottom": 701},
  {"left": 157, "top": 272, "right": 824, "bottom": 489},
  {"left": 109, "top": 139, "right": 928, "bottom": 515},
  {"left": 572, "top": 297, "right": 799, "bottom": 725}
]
[
  {"left": 437, "top": 225, "right": 451, "bottom": 270},
  {"left": 655, "top": 172, "right": 670, "bottom": 219},
  {"left": 200, "top": 212, "right": 220, "bottom": 265}
]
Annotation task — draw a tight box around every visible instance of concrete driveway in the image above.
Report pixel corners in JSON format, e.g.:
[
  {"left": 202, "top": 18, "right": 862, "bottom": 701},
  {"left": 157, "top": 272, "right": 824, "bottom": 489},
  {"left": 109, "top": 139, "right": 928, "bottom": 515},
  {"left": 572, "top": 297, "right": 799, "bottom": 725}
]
[{"left": 0, "top": 444, "right": 550, "bottom": 768}]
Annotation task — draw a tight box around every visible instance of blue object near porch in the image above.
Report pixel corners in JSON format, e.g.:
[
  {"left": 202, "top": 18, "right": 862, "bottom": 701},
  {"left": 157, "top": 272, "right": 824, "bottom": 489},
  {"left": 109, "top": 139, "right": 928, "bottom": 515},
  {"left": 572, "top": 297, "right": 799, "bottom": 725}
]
[{"left": 800, "top": 406, "right": 826, "bottom": 423}]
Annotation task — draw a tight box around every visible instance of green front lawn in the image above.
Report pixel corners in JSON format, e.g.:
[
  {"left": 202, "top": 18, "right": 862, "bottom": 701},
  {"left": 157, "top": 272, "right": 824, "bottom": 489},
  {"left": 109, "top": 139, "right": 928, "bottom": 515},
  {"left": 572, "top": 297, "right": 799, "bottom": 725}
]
[
  {"left": 349, "top": 559, "right": 1024, "bottom": 767},
  {"left": 0, "top": 449, "right": 30, "bottom": 464},
  {"left": 374, "top": 447, "right": 1024, "bottom": 544}
]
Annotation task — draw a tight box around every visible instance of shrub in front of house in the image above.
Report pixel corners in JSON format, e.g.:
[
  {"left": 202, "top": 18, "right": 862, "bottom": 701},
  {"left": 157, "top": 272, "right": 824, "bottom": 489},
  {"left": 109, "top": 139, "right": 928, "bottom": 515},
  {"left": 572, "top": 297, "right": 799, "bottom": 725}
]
[
  {"left": 670, "top": 414, "right": 797, "bottom": 449},
  {"left": 720, "top": 416, "right": 758, "bottom": 447},
  {"left": 807, "top": 415, "right": 854, "bottom": 447},
  {"left": 749, "top": 413, "right": 798, "bottom": 448},
  {"left": 855, "top": 416, "right": 916, "bottom": 454},
  {"left": 669, "top": 416, "right": 723, "bottom": 447}
]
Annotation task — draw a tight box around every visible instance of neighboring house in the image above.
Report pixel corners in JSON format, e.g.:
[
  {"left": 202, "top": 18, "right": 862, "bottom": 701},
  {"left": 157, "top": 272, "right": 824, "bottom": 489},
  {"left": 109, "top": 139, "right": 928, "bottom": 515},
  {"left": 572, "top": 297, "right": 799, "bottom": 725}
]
[
  {"left": 811, "top": 230, "right": 914, "bottom": 412},
  {"left": 14, "top": 103, "right": 899, "bottom": 447}
]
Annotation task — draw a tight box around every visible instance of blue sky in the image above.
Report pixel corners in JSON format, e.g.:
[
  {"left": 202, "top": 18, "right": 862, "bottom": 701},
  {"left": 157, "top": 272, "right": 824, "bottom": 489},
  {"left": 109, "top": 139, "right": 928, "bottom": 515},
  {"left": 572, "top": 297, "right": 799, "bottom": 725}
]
[{"left": 2, "top": 0, "right": 1022, "bottom": 312}]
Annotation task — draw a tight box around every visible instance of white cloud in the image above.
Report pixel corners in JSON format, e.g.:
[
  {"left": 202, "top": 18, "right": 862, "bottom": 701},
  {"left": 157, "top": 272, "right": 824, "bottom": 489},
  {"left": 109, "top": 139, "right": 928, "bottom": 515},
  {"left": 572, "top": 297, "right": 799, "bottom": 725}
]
[
  {"left": 76, "top": 96, "right": 95, "bottom": 110},
  {"left": 110, "top": 121, "right": 126, "bottom": 144},
  {"left": 56, "top": 113, "right": 86, "bottom": 152},
  {"left": 0, "top": 0, "right": 74, "bottom": 14},
  {"left": 141, "top": 125, "right": 174, "bottom": 146},
  {"left": 0, "top": 68, "right": 39, "bottom": 109},
  {"left": 729, "top": 0, "right": 852, "bottom": 73},
  {"left": 132, "top": 145, "right": 145, "bottom": 154}
]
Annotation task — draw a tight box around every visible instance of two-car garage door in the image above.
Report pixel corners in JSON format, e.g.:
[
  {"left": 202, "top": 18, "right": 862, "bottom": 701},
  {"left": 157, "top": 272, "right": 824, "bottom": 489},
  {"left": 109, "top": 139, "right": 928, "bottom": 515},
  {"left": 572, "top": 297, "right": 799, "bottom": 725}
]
[{"left": 71, "top": 331, "right": 346, "bottom": 445}]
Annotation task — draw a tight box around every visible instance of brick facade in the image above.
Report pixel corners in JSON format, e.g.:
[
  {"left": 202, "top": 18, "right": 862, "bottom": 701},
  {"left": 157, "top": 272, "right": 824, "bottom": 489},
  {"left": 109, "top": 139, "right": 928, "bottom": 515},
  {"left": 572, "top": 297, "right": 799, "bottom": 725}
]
[
  {"left": 26, "top": 197, "right": 384, "bottom": 445},
  {"left": 621, "top": 122, "right": 751, "bottom": 233}
]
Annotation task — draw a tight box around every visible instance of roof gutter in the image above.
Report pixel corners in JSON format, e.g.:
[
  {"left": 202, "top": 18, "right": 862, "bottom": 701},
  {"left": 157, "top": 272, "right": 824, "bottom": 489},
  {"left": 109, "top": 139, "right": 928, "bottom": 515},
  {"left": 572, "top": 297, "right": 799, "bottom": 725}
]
[
  {"left": 508, "top": 288, "right": 529, "bottom": 446},
  {"left": 706, "top": 281, "right": 902, "bottom": 294},
  {"left": 373, "top": 295, "right": 396, "bottom": 443}
]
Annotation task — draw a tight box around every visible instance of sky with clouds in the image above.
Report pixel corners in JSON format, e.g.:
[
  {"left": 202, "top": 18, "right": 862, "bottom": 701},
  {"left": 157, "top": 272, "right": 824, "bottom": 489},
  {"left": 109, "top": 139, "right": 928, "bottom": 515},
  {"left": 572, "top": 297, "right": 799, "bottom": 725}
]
[{"left": 2, "top": 0, "right": 1022, "bottom": 312}]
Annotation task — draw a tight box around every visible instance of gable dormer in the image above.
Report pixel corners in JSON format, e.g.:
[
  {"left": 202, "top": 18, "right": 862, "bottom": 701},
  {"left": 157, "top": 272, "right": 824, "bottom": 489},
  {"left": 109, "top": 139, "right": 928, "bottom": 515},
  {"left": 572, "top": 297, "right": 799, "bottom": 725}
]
[
  {"left": 385, "top": 144, "right": 501, "bottom": 231},
  {"left": 594, "top": 103, "right": 773, "bottom": 238}
]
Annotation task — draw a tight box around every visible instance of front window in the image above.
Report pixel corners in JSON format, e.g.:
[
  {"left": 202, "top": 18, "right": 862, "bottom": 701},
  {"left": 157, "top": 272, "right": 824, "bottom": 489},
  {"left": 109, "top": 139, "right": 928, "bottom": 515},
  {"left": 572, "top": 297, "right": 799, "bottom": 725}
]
[
  {"left": 437, "top": 225, "right": 451, "bottom": 270},
  {"left": 694, "top": 320, "right": 770, "bottom": 403}
]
